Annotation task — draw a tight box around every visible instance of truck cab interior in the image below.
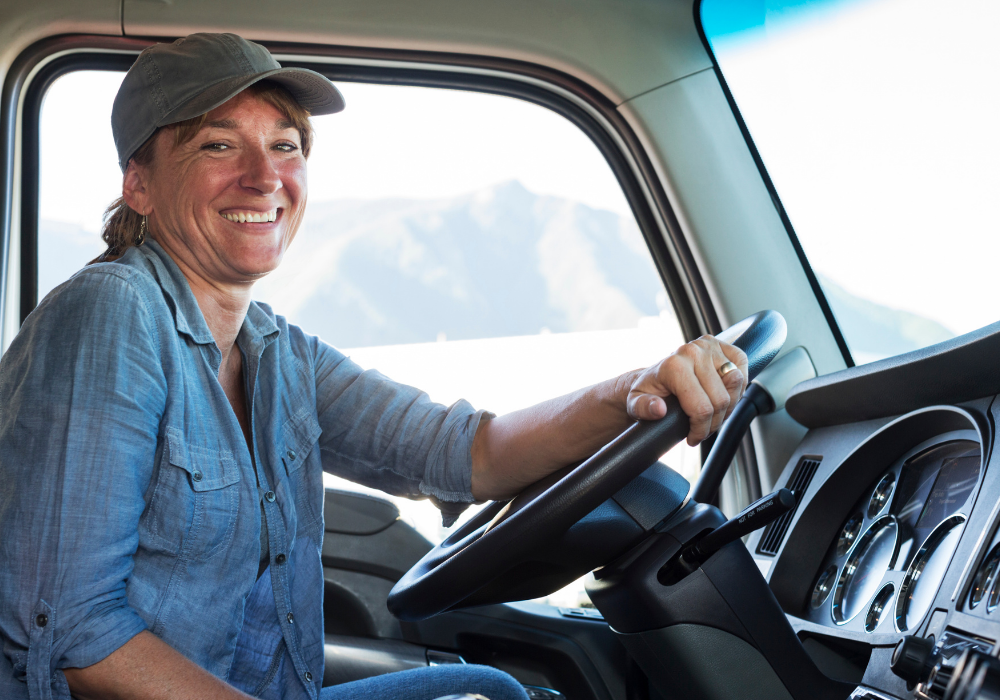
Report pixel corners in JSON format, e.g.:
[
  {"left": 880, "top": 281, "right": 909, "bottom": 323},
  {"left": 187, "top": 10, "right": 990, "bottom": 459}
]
[{"left": 2, "top": 1, "right": 999, "bottom": 700}]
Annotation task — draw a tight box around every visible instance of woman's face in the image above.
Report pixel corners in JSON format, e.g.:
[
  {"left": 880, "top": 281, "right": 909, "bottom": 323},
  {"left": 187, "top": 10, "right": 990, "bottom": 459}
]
[{"left": 128, "top": 90, "right": 307, "bottom": 287}]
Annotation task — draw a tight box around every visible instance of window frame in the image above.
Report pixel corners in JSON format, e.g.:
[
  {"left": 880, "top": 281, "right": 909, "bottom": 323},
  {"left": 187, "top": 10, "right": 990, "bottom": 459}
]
[{"left": 692, "top": 0, "right": 855, "bottom": 368}]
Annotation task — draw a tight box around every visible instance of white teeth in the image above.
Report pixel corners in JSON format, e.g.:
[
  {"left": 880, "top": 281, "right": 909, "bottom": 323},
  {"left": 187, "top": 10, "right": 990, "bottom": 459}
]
[{"left": 221, "top": 209, "right": 278, "bottom": 223}]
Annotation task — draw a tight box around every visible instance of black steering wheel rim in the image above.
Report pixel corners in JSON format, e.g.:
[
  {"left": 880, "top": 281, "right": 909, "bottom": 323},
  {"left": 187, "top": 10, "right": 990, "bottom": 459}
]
[{"left": 387, "top": 310, "right": 787, "bottom": 621}]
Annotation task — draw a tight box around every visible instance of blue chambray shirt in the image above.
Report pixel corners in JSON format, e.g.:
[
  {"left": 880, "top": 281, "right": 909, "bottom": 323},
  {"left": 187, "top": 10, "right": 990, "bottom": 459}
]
[{"left": 0, "top": 240, "right": 487, "bottom": 699}]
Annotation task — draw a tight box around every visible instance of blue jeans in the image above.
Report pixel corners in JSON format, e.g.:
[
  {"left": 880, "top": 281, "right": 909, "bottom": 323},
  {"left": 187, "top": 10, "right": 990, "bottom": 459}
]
[{"left": 320, "top": 664, "right": 530, "bottom": 700}]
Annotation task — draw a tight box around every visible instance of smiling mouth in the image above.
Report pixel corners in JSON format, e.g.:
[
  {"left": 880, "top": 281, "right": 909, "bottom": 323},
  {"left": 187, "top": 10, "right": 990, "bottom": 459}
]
[{"left": 221, "top": 208, "right": 279, "bottom": 223}]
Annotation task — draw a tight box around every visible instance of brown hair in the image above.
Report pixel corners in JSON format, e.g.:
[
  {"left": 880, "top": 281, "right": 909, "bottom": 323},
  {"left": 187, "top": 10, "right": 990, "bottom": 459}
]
[{"left": 93, "top": 80, "right": 313, "bottom": 263}]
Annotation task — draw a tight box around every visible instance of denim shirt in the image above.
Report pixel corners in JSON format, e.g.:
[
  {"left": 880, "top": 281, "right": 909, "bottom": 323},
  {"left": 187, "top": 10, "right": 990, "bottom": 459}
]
[{"left": 0, "top": 240, "right": 486, "bottom": 699}]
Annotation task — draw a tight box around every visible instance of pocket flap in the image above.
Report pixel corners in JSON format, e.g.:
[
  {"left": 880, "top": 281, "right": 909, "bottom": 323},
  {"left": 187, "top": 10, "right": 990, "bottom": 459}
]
[
  {"left": 281, "top": 409, "right": 323, "bottom": 472},
  {"left": 166, "top": 428, "right": 241, "bottom": 491}
]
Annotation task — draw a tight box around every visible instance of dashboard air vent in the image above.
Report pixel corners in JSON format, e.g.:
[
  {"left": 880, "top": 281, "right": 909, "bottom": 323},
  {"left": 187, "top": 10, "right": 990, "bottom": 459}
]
[{"left": 756, "top": 456, "right": 822, "bottom": 556}]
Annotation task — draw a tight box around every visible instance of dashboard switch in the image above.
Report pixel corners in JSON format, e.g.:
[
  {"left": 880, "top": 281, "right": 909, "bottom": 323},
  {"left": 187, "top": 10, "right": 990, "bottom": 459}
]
[
  {"left": 938, "top": 648, "right": 1000, "bottom": 700},
  {"left": 891, "top": 634, "right": 936, "bottom": 685}
]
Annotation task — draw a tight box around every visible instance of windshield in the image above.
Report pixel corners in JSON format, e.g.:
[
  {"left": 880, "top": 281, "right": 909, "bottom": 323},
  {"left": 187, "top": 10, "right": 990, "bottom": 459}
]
[{"left": 699, "top": 0, "right": 1000, "bottom": 365}]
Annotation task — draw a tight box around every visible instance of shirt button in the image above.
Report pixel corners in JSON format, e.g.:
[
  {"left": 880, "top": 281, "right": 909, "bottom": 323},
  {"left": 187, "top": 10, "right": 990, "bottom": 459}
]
[
  {"left": 287, "top": 449, "right": 297, "bottom": 461},
  {"left": 264, "top": 491, "right": 276, "bottom": 503},
  {"left": 275, "top": 553, "right": 287, "bottom": 565},
  {"left": 35, "top": 614, "right": 48, "bottom": 627},
  {"left": 287, "top": 612, "right": 295, "bottom": 624},
  {"left": 304, "top": 672, "right": 313, "bottom": 682},
  {"left": 192, "top": 471, "right": 203, "bottom": 482}
]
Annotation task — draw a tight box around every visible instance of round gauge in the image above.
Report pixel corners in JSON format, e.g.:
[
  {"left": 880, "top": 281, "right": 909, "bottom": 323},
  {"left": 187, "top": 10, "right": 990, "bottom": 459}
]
[
  {"left": 865, "top": 584, "right": 895, "bottom": 633},
  {"left": 837, "top": 514, "right": 864, "bottom": 557},
  {"left": 969, "top": 544, "right": 1000, "bottom": 610},
  {"left": 897, "top": 515, "right": 966, "bottom": 631},
  {"left": 812, "top": 564, "right": 838, "bottom": 609},
  {"left": 868, "top": 474, "right": 895, "bottom": 519},
  {"left": 988, "top": 569, "right": 1000, "bottom": 613},
  {"left": 833, "top": 517, "right": 899, "bottom": 624}
]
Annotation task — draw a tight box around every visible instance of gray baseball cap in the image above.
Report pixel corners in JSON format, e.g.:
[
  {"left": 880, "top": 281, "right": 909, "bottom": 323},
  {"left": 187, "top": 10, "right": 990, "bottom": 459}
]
[{"left": 112, "top": 33, "right": 345, "bottom": 171}]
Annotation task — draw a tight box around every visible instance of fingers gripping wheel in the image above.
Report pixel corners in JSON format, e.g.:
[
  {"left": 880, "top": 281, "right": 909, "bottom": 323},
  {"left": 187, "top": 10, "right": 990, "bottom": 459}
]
[{"left": 387, "top": 311, "right": 787, "bottom": 621}]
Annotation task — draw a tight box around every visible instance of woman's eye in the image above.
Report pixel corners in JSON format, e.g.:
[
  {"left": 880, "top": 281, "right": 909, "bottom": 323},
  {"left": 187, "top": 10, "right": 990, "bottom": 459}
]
[
  {"left": 201, "top": 142, "right": 229, "bottom": 151},
  {"left": 274, "top": 142, "right": 299, "bottom": 153}
]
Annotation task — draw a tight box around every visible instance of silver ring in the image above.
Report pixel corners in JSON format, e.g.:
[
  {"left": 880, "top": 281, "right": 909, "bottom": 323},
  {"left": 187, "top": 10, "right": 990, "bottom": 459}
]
[{"left": 718, "top": 361, "right": 738, "bottom": 378}]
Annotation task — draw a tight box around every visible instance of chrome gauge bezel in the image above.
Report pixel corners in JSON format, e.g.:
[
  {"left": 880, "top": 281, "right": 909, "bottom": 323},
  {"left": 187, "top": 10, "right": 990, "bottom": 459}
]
[
  {"left": 895, "top": 514, "right": 967, "bottom": 632},
  {"left": 811, "top": 564, "right": 838, "bottom": 609},
  {"left": 865, "top": 583, "right": 896, "bottom": 633},
  {"left": 988, "top": 564, "right": 1000, "bottom": 614},
  {"left": 836, "top": 513, "right": 864, "bottom": 558},
  {"left": 968, "top": 542, "right": 1000, "bottom": 611},
  {"left": 867, "top": 473, "right": 895, "bottom": 519},
  {"left": 832, "top": 515, "right": 899, "bottom": 625}
]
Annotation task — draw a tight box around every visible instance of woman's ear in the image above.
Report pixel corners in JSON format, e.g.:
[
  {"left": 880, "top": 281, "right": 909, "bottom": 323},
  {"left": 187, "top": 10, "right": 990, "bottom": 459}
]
[{"left": 122, "top": 160, "right": 151, "bottom": 215}]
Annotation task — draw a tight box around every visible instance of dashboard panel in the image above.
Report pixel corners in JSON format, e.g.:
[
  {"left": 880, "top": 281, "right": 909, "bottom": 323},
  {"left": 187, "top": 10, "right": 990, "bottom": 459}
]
[{"left": 746, "top": 398, "right": 999, "bottom": 700}]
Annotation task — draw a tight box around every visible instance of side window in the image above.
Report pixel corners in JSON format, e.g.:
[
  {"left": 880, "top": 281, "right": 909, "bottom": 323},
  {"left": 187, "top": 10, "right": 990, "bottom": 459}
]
[
  {"left": 37, "top": 70, "right": 695, "bottom": 607},
  {"left": 37, "top": 71, "right": 125, "bottom": 292}
]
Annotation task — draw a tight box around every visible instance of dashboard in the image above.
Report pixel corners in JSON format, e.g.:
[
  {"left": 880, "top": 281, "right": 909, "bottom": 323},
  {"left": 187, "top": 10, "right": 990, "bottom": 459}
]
[{"left": 745, "top": 328, "right": 1000, "bottom": 700}]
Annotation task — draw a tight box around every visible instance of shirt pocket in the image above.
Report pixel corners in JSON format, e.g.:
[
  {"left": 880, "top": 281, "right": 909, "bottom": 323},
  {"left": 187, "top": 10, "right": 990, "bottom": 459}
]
[
  {"left": 279, "top": 410, "right": 323, "bottom": 538},
  {"left": 140, "top": 428, "right": 242, "bottom": 560}
]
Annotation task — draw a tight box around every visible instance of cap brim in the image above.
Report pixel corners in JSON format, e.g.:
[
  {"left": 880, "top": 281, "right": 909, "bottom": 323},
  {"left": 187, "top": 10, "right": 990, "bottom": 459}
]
[{"left": 160, "top": 66, "right": 345, "bottom": 127}]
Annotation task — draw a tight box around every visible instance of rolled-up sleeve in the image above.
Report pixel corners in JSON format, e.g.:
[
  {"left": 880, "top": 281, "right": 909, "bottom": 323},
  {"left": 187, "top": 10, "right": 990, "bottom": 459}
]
[
  {"left": 311, "top": 337, "right": 491, "bottom": 522},
  {"left": 0, "top": 268, "right": 167, "bottom": 689}
]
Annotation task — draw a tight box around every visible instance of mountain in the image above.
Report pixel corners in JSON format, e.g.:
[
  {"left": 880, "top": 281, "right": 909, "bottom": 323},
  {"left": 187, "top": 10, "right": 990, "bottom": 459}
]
[
  {"left": 36, "top": 181, "right": 957, "bottom": 364},
  {"left": 252, "top": 180, "right": 664, "bottom": 347},
  {"left": 36, "top": 220, "right": 106, "bottom": 300},
  {"left": 818, "top": 274, "right": 955, "bottom": 362}
]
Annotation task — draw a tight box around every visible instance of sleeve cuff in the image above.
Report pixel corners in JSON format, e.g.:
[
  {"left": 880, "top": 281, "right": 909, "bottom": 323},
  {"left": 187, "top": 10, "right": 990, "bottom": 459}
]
[
  {"left": 420, "top": 407, "right": 494, "bottom": 527},
  {"left": 55, "top": 604, "right": 148, "bottom": 671}
]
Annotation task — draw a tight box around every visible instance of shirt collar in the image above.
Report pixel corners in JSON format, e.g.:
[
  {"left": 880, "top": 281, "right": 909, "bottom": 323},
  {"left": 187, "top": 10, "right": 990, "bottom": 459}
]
[
  {"left": 123, "top": 240, "right": 280, "bottom": 348},
  {"left": 240, "top": 300, "right": 281, "bottom": 356}
]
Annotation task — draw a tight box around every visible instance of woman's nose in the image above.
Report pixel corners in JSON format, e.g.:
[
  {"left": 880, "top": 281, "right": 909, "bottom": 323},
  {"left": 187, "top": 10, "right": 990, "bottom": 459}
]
[{"left": 238, "top": 145, "right": 282, "bottom": 195}]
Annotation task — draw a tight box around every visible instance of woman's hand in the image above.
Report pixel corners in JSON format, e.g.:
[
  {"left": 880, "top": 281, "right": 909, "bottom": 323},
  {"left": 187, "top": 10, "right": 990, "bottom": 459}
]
[{"left": 626, "top": 335, "right": 749, "bottom": 446}]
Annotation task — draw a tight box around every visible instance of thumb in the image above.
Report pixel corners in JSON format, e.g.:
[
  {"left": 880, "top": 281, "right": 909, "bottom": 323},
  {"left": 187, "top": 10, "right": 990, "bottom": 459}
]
[{"left": 627, "top": 390, "right": 667, "bottom": 421}]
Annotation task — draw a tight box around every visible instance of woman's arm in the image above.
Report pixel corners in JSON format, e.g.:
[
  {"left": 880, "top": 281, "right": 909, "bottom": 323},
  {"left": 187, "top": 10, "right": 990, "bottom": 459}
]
[
  {"left": 64, "top": 632, "right": 253, "bottom": 700},
  {"left": 470, "top": 335, "right": 748, "bottom": 501},
  {"left": 0, "top": 271, "right": 178, "bottom": 697}
]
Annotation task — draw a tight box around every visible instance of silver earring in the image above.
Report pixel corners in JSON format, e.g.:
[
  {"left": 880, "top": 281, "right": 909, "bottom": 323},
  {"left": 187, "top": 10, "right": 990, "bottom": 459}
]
[{"left": 135, "top": 215, "right": 147, "bottom": 247}]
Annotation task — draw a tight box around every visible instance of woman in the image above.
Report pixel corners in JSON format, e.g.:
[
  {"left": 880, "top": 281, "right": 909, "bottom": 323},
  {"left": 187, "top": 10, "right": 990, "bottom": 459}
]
[{"left": 0, "top": 34, "right": 748, "bottom": 700}]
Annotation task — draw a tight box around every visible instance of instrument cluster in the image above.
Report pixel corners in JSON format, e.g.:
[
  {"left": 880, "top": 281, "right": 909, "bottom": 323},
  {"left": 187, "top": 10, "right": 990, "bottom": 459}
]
[{"left": 806, "top": 436, "right": 982, "bottom": 635}]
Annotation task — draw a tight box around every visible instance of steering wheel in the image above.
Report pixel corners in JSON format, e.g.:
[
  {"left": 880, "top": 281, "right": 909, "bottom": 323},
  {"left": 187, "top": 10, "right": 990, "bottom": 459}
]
[{"left": 387, "top": 310, "right": 787, "bottom": 621}]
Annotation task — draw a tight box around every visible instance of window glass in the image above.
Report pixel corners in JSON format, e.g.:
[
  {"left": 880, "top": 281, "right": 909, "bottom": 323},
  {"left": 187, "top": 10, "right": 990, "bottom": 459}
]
[
  {"left": 700, "top": 0, "right": 1000, "bottom": 365},
  {"left": 38, "top": 70, "right": 693, "bottom": 608}
]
